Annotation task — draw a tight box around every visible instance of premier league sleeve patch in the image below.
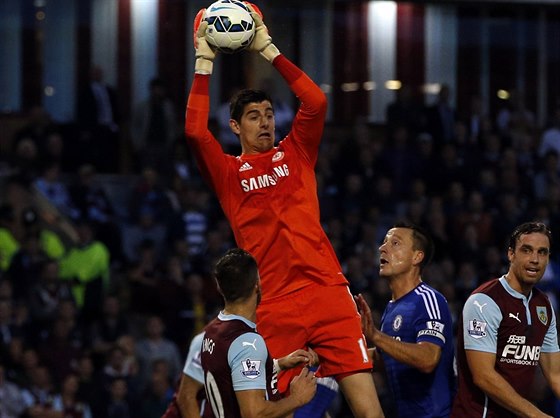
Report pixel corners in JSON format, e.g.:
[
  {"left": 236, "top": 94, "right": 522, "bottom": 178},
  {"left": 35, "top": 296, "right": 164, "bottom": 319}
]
[
  {"left": 467, "top": 318, "right": 488, "bottom": 339},
  {"left": 241, "top": 358, "right": 262, "bottom": 379}
]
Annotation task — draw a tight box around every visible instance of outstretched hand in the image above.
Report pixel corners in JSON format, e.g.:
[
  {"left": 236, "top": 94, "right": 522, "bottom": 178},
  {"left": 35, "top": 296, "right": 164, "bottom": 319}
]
[
  {"left": 244, "top": 2, "right": 280, "bottom": 62},
  {"left": 279, "top": 348, "right": 319, "bottom": 370},
  {"left": 193, "top": 8, "right": 216, "bottom": 74},
  {"left": 354, "top": 293, "right": 378, "bottom": 344}
]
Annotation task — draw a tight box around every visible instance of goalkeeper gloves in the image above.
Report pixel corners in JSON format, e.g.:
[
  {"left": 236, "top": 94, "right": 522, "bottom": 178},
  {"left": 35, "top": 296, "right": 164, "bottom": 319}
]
[
  {"left": 244, "top": 2, "right": 280, "bottom": 63},
  {"left": 193, "top": 8, "right": 216, "bottom": 75}
]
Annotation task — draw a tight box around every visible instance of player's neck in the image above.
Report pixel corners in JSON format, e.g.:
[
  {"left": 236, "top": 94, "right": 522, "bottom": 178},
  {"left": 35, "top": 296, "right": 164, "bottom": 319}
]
[
  {"left": 389, "top": 273, "right": 422, "bottom": 301},
  {"left": 223, "top": 302, "right": 257, "bottom": 323},
  {"left": 504, "top": 271, "right": 533, "bottom": 297}
]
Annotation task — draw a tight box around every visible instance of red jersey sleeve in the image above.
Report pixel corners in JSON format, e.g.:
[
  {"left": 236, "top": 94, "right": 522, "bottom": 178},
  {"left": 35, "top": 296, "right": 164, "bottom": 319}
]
[
  {"left": 184, "top": 73, "right": 231, "bottom": 193},
  {"left": 273, "top": 55, "right": 327, "bottom": 167}
]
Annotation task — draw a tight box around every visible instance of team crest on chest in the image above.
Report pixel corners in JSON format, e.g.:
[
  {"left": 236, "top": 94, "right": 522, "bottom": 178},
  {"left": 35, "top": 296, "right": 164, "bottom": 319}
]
[
  {"left": 536, "top": 306, "right": 548, "bottom": 325},
  {"left": 272, "top": 151, "right": 284, "bottom": 162},
  {"left": 392, "top": 315, "right": 403, "bottom": 331}
]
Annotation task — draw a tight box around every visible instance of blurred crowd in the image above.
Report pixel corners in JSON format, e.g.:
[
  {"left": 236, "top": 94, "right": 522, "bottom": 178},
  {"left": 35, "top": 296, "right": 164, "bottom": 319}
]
[{"left": 1, "top": 75, "right": 560, "bottom": 417}]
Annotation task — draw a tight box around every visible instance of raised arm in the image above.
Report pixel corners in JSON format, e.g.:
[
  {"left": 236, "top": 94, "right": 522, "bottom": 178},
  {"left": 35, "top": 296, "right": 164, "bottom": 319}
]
[
  {"left": 185, "top": 8, "right": 229, "bottom": 190},
  {"left": 245, "top": 2, "right": 327, "bottom": 163}
]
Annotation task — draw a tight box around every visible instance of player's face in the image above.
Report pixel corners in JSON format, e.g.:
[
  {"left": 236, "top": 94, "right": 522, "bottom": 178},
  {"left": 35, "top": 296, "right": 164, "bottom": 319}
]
[
  {"left": 230, "top": 101, "right": 275, "bottom": 155},
  {"left": 507, "top": 232, "right": 550, "bottom": 290},
  {"left": 378, "top": 228, "right": 421, "bottom": 278}
]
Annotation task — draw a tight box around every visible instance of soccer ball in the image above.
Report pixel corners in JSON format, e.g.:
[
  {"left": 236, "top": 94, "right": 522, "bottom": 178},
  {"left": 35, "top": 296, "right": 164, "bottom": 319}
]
[{"left": 204, "top": 0, "right": 255, "bottom": 54}]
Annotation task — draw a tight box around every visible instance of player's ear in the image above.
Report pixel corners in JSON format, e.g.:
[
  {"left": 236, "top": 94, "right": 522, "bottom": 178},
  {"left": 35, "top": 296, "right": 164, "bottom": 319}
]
[
  {"left": 229, "top": 118, "right": 241, "bottom": 135},
  {"left": 412, "top": 250, "right": 424, "bottom": 267},
  {"left": 507, "top": 247, "right": 514, "bottom": 263}
]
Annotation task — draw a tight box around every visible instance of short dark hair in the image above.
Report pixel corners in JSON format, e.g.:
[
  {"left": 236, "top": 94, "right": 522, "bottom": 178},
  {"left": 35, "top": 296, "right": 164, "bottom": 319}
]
[
  {"left": 214, "top": 248, "right": 259, "bottom": 302},
  {"left": 508, "top": 222, "right": 552, "bottom": 251},
  {"left": 393, "top": 221, "right": 434, "bottom": 270},
  {"left": 229, "top": 89, "right": 273, "bottom": 122}
]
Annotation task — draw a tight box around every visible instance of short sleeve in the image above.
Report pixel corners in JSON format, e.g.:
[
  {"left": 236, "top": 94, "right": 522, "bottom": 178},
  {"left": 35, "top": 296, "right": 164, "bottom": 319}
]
[
  {"left": 414, "top": 287, "right": 452, "bottom": 347},
  {"left": 228, "top": 332, "right": 268, "bottom": 392},
  {"left": 462, "top": 293, "right": 502, "bottom": 353},
  {"left": 184, "top": 332, "right": 205, "bottom": 383},
  {"left": 542, "top": 307, "right": 560, "bottom": 353}
]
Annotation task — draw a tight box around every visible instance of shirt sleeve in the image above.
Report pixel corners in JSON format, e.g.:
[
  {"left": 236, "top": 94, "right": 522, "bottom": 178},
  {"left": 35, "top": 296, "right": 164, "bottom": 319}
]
[
  {"left": 228, "top": 332, "right": 268, "bottom": 392},
  {"left": 184, "top": 73, "right": 230, "bottom": 193},
  {"left": 415, "top": 289, "right": 452, "bottom": 347},
  {"left": 542, "top": 307, "right": 560, "bottom": 353},
  {"left": 183, "top": 332, "right": 205, "bottom": 383},
  {"left": 463, "top": 293, "right": 502, "bottom": 353},
  {"left": 273, "top": 55, "right": 327, "bottom": 167}
]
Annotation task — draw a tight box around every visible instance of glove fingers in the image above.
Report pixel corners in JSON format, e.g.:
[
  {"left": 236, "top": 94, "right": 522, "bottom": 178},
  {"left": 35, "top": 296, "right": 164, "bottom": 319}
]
[
  {"left": 197, "top": 20, "right": 208, "bottom": 38},
  {"left": 250, "top": 11, "right": 264, "bottom": 28},
  {"left": 244, "top": 2, "right": 263, "bottom": 18},
  {"left": 193, "top": 8, "right": 206, "bottom": 46}
]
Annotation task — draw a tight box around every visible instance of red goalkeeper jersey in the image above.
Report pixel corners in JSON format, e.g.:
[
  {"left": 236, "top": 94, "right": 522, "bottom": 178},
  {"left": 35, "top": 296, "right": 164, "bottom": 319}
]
[{"left": 185, "top": 55, "right": 348, "bottom": 302}]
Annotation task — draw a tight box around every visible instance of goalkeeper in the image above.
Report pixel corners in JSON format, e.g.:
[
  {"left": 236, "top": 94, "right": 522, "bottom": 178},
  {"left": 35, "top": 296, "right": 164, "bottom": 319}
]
[{"left": 185, "top": 3, "right": 384, "bottom": 418}]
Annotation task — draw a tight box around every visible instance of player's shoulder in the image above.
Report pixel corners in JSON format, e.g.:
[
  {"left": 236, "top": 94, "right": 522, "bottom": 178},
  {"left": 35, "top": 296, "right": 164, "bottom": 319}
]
[
  {"left": 472, "top": 277, "right": 502, "bottom": 296},
  {"left": 228, "top": 331, "right": 268, "bottom": 362},
  {"left": 414, "top": 282, "right": 449, "bottom": 305}
]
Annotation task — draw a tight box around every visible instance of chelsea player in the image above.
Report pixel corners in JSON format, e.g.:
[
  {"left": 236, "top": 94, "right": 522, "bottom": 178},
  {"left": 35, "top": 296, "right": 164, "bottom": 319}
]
[{"left": 356, "top": 222, "right": 456, "bottom": 418}]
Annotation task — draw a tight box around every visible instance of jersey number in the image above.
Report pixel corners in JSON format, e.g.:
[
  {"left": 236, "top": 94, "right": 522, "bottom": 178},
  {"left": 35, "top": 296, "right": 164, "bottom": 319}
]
[{"left": 205, "top": 371, "right": 225, "bottom": 418}]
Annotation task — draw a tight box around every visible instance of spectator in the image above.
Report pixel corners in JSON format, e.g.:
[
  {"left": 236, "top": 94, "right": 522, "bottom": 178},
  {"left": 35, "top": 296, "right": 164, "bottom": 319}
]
[
  {"left": 58, "top": 219, "right": 110, "bottom": 324},
  {"left": 105, "top": 377, "right": 136, "bottom": 418},
  {"left": 21, "top": 206, "right": 66, "bottom": 260},
  {"left": 425, "top": 84, "right": 456, "bottom": 149},
  {"left": 76, "top": 65, "right": 120, "bottom": 173},
  {"left": 70, "top": 164, "right": 124, "bottom": 264},
  {"left": 130, "top": 77, "right": 179, "bottom": 173},
  {"left": 99, "top": 344, "right": 140, "bottom": 399},
  {"left": 33, "top": 160, "right": 81, "bottom": 221},
  {"left": 0, "top": 360, "right": 25, "bottom": 418},
  {"left": 538, "top": 106, "right": 560, "bottom": 168},
  {"left": 125, "top": 239, "right": 163, "bottom": 316},
  {"left": 36, "top": 317, "right": 83, "bottom": 387},
  {"left": 28, "top": 259, "right": 73, "bottom": 334},
  {"left": 0, "top": 204, "right": 20, "bottom": 272},
  {"left": 135, "top": 315, "right": 181, "bottom": 393},
  {"left": 75, "top": 354, "right": 103, "bottom": 417},
  {"left": 51, "top": 373, "right": 93, "bottom": 418},
  {"left": 20, "top": 364, "right": 62, "bottom": 418},
  {"left": 139, "top": 367, "right": 175, "bottom": 418},
  {"left": 89, "top": 294, "right": 130, "bottom": 363},
  {"left": 6, "top": 230, "right": 48, "bottom": 302}
]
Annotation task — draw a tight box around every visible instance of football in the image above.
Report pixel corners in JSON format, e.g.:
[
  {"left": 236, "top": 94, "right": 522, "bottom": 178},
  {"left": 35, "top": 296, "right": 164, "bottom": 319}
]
[{"left": 204, "top": 0, "right": 255, "bottom": 54}]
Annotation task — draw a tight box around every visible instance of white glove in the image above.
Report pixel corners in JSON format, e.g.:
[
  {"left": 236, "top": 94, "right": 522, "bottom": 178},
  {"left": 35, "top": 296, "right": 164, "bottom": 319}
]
[
  {"left": 245, "top": 3, "right": 280, "bottom": 63},
  {"left": 193, "top": 9, "right": 217, "bottom": 74}
]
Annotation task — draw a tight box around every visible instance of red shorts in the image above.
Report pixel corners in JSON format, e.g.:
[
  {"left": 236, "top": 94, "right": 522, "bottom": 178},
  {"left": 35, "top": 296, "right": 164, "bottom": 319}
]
[{"left": 256, "top": 283, "right": 372, "bottom": 393}]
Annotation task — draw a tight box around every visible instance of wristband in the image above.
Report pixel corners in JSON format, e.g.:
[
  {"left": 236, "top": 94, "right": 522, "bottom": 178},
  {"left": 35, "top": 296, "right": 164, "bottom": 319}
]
[
  {"left": 195, "top": 58, "right": 214, "bottom": 75},
  {"left": 260, "top": 43, "right": 281, "bottom": 63}
]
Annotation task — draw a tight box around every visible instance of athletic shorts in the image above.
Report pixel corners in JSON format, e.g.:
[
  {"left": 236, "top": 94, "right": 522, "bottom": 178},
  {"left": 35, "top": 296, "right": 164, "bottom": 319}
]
[{"left": 256, "top": 283, "right": 372, "bottom": 393}]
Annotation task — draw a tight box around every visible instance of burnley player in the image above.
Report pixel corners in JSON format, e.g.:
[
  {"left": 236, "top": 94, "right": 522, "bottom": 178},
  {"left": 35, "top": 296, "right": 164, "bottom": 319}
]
[
  {"left": 201, "top": 249, "right": 317, "bottom": 417},
  {"left": 452, "top": 222, "right": 560, "bottom": 417},
  {"left": 355, "top": 223, "right": 455, "bottom": 417},
  {"left": 185, "top": 3, "right": 384, "bottom": 417}
]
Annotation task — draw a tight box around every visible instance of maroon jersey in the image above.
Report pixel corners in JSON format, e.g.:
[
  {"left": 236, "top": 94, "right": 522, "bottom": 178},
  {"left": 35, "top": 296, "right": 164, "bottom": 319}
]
[
  {"left": 201, "top": 314, "right": 280, "bottom": 418},
  {"left": 452, "top": 277, "right": 558, "bottom": 417}
]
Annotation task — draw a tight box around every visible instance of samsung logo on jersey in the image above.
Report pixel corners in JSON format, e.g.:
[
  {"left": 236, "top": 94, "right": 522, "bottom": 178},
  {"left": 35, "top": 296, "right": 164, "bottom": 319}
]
[{"left": 240, "top": 164, "right": 289, "bottom": 192}]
